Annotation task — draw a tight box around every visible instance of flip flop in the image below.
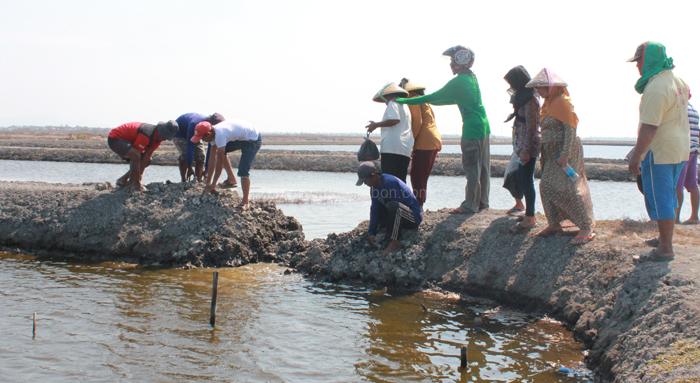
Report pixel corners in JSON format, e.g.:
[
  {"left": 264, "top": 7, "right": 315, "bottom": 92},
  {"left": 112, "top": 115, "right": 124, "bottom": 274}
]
[
  {"left": 219, "top": 180, "right": 238, "bottom": 189},
  {"left": 633, "top": 250, "right": 674, "bottom": 263},
  {"left": 535, "top": 226, "right": 561, "bottom": 237},
  {"left": 506, "top": 207, "right": 524, "bottom": 216},
  {"left": 571, "top": 232, "right": 596, "bottom": 245}
]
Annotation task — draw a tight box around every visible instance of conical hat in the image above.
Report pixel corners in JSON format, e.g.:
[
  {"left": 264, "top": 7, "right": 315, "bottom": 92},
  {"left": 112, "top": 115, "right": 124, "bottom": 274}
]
[
  {"left": 399, "top": 78, "right": 426, "bottom": 92},
  {"left": 525, "top": 68, "right": 567, "bottom": 88},
  {"left": 373, "top": 82, "right": 408, "bottom": 103}
]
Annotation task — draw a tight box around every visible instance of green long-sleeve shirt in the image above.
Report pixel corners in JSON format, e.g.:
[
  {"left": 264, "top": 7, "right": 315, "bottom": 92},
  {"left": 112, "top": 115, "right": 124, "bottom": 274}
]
[{"left": 397, "top": 72, "right": 490, "bottom": 140}]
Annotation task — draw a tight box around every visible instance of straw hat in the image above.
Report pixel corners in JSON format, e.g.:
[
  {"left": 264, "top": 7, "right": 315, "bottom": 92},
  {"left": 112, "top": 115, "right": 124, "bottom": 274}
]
[
  {"left": 399, "top": 78, "right": 426, "bottom": 92},
  {"left": 373, "top": 82, "right": 408, "bottom": 103},
  {"left": 525, "top": 68, "right": 568, "bottom": 88}
]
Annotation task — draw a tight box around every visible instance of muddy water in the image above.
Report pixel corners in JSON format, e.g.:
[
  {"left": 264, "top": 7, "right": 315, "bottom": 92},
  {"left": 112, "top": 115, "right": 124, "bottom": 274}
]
[{"left": 0, "top": 252, "right": 590, "bottom": 382}]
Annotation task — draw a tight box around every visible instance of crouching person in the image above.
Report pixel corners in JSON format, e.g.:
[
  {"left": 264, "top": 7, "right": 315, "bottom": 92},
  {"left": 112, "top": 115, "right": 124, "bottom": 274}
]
[
  {"left": 356, "top": 161, "right": 423, "bottom": 254},
  {"left": 107, "top": 120, "right": 178, "bottom": 192}
]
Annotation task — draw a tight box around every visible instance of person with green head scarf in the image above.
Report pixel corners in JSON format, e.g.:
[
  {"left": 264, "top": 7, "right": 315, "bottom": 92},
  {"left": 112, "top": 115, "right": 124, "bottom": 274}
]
[{"left": 627, "top": 41, "right": 690, "bottom": 262}]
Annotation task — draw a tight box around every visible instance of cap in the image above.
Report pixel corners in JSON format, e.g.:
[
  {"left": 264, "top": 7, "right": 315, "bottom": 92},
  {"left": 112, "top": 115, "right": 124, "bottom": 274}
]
[
  {"left": 155, "top": 120, "right": 179, "bottom": 140},
  {"left": 191, "top": 121, "right": 213, "bottom": 143},
  {"left": 627, "top": 43, "right": 646, "bottom": 62},
  {"left": 356, "top": 161, "right": 378, "bottom": 186}
]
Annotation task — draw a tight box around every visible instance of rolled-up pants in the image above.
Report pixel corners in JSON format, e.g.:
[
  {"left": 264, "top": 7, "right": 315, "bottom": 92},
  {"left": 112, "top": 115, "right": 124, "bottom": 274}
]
[{"left": 460, "top": 137, "right": 490, "bottom": 213}]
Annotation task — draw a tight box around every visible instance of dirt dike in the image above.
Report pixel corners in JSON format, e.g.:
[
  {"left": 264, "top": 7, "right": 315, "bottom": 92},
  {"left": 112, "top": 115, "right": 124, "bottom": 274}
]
[
  {"left": 289, "top": 209, "right": 700, "bottom": 382},
  {"left": 0, "top": 137, "right": 634, "bottom": 182},
  {"left": 0, "top": 181, "right": 305, "bottom": 267}
]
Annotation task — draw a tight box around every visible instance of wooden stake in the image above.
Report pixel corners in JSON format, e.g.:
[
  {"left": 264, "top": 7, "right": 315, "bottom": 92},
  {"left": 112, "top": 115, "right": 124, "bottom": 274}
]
[
  {"left": 32, "top": 312, "right": 36, "bottom": 339},
  {"left": 210, "top": 271, "right": 219, "bottom": 327},
  {"left": 460, "top": 346, "right": 467, "bottom": 370}
]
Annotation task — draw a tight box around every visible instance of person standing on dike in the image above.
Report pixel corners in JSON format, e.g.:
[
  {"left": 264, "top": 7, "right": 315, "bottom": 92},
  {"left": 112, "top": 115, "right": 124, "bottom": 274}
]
[
  {"left": 504, "top": 65, "right": 541, "bottom": 232},
  {"left": 396, "top": 45, "right": 491, "bottom": 214},
  {"left": 526, "top": 68, "right": 595, "bottom": 245},
  {"left": 366, "top": 83, "right": 413, "bottom": 182},
  {"left": 399, "top": 78, "right": 442, "bottom": 207},
  {"left": 627, "top": 42, "right": 690, "bottom": 262}
]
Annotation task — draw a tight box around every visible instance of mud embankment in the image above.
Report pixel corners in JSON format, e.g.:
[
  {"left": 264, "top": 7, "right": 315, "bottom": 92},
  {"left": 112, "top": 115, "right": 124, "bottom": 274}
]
[
  {"left": 290, "top": 210, "right": 700, "bottom": 382},
  {"left": 0, "top": 135, "right": 635, "bottom": 181},
  {"left": 0, "top": 181, "right": 305, "bottom": 267}
]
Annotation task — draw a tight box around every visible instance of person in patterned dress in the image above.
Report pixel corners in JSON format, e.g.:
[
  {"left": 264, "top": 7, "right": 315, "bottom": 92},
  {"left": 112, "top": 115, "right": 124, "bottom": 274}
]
[{"left": 525, "top": 68, "right": 595, "bottom": 244}]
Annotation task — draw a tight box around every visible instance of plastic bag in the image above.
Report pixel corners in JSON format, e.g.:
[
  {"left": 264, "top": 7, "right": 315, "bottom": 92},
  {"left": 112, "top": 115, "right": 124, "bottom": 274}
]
[
  {"left": 357, "top": 132, "right": 380, "bottom": 162},
  {"left": 502, "top": 153, "right": 523, "bottom": 199}
]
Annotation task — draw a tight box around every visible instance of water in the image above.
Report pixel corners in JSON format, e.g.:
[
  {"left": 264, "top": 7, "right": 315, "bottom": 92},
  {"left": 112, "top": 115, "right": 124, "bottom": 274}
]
[
  {"left": 0, "top": 159, "right": 690, "bottom": 239},
  {"left": 263, "top": 144, "right": 633, "bottom": 160},
  {"left": 0, "top": 254, "right": 590, "bottom": 382}
]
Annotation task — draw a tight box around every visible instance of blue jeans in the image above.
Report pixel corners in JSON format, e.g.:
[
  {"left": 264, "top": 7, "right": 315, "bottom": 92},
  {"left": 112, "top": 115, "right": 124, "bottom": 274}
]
[{"left": 225, "top": 134, "right": 262, "bottom": 177}]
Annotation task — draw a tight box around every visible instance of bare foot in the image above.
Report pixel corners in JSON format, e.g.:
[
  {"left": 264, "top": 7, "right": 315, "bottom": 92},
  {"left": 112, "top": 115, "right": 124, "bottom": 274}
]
[
  {"left": 238, "top": 201, "right": 249, "bottom": 210},
  {"left": 536, "top": 225, "right": 561, "bottom": 237},
  {"left": 128, "top": 183, "right": 146, "bottom": 193},
  {"left": 633, "top": 249, "right": 675, "bottom": 263},
  {"left": 450, "top": 207, "right": 474, "bottom": 215},
  {"left": 682, "top": 218, "right": 699, "bottom": 225},
  {"left": 116, "top": 176, "right": 129, "bottom": 188},
  {"left": 571, "top": 230, "right": 596, "bottom": 245},
  {"left": 644, "top": 238, "right": 659, "bottom": 247}
]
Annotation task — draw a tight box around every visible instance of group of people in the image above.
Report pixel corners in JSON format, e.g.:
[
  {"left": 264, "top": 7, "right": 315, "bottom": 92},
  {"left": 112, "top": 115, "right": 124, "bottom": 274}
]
[
  {"left": 357, "top": 42, "right": 698, "bottom": 261},
  {"left": 107, "top": 114, "right": 261, "bottom": 208}
]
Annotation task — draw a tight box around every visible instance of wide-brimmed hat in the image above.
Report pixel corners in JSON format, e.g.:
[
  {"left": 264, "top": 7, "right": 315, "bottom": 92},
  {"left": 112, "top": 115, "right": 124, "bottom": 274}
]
[
  {"left": 399, "top": 78, "right": 426, "bottom": 92},
  {"left": 191, "top": 121, "right": 213, "bottom": 143},
  {"left": 373, "top": 82, "right": 408, "bottom": 103},
  {"left": 525, "top": 68, "right": 567, "bottom": 88},
  {"left": 155, "top": 120, "right": 179, "bottom": 140}
]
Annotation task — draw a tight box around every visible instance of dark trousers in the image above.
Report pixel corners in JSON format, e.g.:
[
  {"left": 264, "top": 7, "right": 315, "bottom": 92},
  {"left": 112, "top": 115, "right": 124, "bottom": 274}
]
[
  {"left": 378, "top": 201, "right": 419, "bottom": 240},
  {"left": 410, "top": 149, "right": 439, "bottom": 205},
  {"left": 517, "top": 158, "right": 537, "bottom": 217},
  {"left": 381, "top": 153, "right": 411, "bottom": 182}
]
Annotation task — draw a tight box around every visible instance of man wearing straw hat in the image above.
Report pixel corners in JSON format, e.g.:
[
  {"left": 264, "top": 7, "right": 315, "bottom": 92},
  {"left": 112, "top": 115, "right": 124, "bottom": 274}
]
[
  {"left": 397, "top": 46, "right": 491, "bottom": 214},
  {"left": 627, "top": 41, "right": 690, "bottom": 262}
]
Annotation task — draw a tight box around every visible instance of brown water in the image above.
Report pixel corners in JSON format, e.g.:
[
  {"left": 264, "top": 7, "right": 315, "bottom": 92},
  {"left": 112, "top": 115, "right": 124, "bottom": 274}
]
[{"left": 0, "top": 252, "right": 590, "bottom": 382}]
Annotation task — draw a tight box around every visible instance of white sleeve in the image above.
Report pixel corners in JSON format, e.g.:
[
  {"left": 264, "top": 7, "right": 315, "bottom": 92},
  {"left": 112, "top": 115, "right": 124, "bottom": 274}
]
[{"left": 382, "top": 101, "right": 400, "bottom": 121}]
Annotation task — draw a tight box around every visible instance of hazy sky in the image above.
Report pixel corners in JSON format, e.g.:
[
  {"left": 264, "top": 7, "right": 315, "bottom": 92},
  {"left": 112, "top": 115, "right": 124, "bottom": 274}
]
[{"left": 1, "top": 0, "right": 698, "bottom": 138}]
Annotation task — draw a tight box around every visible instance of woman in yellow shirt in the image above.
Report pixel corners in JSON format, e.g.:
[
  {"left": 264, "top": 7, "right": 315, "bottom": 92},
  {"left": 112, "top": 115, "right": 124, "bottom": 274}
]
[{"left": 400, "top": 78, "right": 442, "bottom": 206}]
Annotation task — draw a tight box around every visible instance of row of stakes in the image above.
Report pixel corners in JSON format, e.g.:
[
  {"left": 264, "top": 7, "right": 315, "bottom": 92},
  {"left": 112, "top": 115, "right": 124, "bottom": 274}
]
[{"left": 31, "top": 271, "right": 469, "bottom": 370}]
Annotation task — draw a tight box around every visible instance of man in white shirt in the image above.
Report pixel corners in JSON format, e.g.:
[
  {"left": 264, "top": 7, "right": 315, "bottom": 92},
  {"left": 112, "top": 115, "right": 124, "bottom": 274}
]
[{"left": 191, "top": 120, "right": 262, "bottom": 208}]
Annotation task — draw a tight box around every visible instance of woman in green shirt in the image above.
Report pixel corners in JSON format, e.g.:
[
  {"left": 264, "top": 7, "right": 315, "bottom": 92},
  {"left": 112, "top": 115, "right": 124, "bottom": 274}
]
[{"left": 397, "top": 45, "right": 491, "bottom": 214}]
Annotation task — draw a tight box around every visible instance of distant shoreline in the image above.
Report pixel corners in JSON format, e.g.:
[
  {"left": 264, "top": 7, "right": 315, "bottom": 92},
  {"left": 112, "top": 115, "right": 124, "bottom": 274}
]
[
  {"left": 0, "top": 131, "right": 635, "bottom": 182},
  {"left": 0, "top": 127, "right": 636, "bottom": 146}
]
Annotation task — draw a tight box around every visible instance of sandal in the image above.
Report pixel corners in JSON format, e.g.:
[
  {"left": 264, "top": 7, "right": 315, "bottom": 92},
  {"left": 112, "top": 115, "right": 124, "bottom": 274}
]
[
  {"left": 220, "top": 179, "right": 238, "bottom": 189},
  {"left": 536, "top": 226, "right": 561, "bottom": 237},
  {"left": 506, "top": 207, "right": 524, "bottom": 216},
  {"left": 633, "top": 250, "right": 674, "bottom": 263},
  {"left": 571, "top": 232, "right": 596, "bottom": 245}
]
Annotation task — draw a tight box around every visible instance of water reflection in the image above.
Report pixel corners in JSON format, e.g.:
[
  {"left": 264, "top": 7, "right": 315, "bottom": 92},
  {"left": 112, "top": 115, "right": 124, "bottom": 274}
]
[{"left": 0, "top": 253, "right": 589, "bottom": 382}]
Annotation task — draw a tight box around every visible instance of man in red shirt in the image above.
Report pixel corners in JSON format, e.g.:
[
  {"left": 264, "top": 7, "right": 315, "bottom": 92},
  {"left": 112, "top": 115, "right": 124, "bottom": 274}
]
[{"left": 107, "top": 120, "right": 178, "bottom": 192}]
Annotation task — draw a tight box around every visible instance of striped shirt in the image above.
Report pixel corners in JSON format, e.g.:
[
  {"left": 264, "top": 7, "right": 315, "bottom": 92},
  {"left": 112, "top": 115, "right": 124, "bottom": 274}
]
[{"left": 690, "top": 103, "right": 699, "bottom": 153}]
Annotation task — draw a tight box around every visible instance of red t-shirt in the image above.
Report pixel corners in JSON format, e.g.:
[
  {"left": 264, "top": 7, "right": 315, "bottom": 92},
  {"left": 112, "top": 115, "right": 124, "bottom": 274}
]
[{"left": 108, "top": 122, "right": 162, "bottom": 154}]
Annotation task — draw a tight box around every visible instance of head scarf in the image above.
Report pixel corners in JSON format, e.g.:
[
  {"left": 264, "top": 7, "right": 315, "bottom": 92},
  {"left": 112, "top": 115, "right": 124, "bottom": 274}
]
[
  {"left": 634, "top": 41, "right": 675, "bottom": 94},
  {"left": 442, "top": 45, "right": 475, "bottom": 68},
  {"left": 526, "top": 68, "right": 578, "bottom": 128},
  {"left": 504, "top": 65, "right": 534, "bottom": 123}
]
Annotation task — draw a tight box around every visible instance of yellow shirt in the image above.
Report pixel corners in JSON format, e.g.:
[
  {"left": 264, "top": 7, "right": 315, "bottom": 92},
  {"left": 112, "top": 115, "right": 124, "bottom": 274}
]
[
  {"left": 408, "top": 104, "right": 442, "bottom": 151},
  {"left": 639, "top": 70, "right": 690, "bottom": 164}
]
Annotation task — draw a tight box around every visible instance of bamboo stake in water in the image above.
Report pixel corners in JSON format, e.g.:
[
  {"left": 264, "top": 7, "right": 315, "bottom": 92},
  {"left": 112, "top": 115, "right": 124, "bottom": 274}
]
[
  {"left": 32, "top": 312, "right": 37, "bottom": 339},
  {"left": 210, "top": 272, "right": 219, "bottom": 327},
  {"left": 460, "top": 346, "right": 467, "bottom": 370}
]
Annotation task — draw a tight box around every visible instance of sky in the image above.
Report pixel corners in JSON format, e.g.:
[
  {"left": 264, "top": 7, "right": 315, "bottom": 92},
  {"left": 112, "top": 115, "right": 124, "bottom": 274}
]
[{"left": 1, "top": 0, "right": 698, "bottom": 138}]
